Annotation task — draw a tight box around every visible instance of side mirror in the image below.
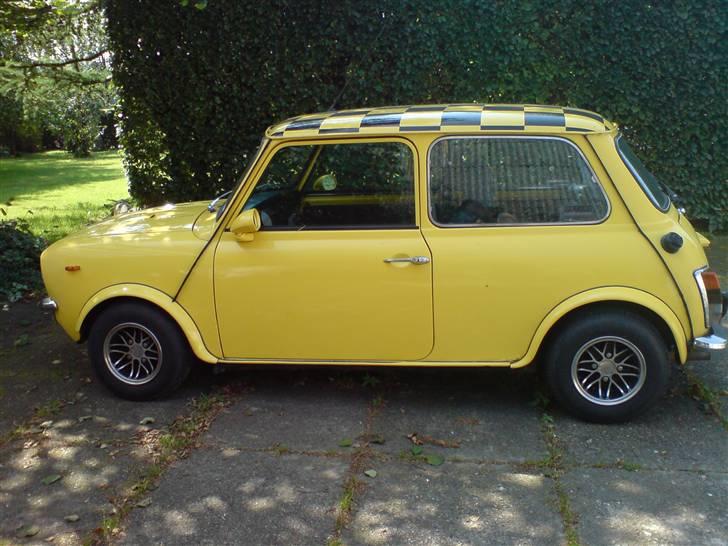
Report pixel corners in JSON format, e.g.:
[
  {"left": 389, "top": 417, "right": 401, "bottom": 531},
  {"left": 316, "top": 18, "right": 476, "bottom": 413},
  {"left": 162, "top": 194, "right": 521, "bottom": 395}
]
[{"left": 229, "top": 208, "right": 261, "bottom": 242}]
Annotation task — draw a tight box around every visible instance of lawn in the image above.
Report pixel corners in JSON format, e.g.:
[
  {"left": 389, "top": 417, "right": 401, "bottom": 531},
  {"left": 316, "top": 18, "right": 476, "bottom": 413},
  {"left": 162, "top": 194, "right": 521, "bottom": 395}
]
[{"left": 0, "top": 150, "right": 129, "bottom": 242}]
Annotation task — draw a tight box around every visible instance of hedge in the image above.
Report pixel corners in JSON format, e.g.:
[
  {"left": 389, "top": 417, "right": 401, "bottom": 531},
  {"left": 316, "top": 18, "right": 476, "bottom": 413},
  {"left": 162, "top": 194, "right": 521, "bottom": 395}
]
[{"left": 106, "top": 0, "right": 727, "bottom": 230}]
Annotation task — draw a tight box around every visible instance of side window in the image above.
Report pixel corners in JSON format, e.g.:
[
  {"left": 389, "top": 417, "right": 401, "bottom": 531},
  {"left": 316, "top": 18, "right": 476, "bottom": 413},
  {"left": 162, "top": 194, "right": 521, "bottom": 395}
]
[
  {"left": 244, "top": 142, "right": 415, "bottom": 229},
  {"left": 429, "top": 137, "right": 609, "bottom": 225}
]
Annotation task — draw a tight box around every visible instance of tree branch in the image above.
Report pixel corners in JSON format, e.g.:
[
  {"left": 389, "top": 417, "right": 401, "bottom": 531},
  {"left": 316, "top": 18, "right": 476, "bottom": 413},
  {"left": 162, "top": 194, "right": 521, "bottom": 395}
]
[{"left": 11, "top": 49, "right": 109, "bottom": 69}]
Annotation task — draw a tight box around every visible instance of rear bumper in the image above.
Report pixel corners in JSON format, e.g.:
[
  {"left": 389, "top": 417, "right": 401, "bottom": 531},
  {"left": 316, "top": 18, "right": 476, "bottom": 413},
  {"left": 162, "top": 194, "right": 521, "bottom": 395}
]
[{"left": 693, "top": 334, "right": 726, "bottom": 350}]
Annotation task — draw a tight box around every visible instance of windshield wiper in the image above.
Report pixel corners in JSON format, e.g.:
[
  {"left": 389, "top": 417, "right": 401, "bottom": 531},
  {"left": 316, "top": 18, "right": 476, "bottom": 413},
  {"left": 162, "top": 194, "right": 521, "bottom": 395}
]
[{"left": 207, "top": 190, "right": 232, "bottom": 212}]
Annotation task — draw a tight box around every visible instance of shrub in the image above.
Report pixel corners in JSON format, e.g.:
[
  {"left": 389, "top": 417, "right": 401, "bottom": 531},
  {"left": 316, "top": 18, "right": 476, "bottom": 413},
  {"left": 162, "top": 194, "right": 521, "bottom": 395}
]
[
  {"left": 106, "top": 0, "right": 727, "bottom": 230},
  {"left": 0, "top": 219, "right": 46, "bottom": 302}
]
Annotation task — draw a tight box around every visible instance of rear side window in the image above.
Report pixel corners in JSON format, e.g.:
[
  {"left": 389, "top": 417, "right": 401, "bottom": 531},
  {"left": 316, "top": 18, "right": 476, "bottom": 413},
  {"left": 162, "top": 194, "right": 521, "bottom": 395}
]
[
  {"left": 429, "top": 137, "right": 609, "bottom": 225},
  {"left": 245, "top": 141, "right": 415, "bottom": 229},
  {"left": 615, "top": 135, "right": 671, "bottom": 211}
]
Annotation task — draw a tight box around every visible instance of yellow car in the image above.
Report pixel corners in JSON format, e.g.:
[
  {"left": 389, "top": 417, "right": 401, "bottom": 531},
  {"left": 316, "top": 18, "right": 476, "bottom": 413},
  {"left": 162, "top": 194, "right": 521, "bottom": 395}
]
[{"left": 40, "top": 104, "right": 727, "bottom": 422}]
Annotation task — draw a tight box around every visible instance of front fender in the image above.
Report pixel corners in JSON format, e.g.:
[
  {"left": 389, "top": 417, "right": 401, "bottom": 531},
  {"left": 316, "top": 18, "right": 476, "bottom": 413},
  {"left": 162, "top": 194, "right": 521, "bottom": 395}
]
[
  {"left": 76, "top": 284, "right": 219, "bottom": 364},
  {"left": 511, "top": 286, "right": 689, "bottom": 368}
]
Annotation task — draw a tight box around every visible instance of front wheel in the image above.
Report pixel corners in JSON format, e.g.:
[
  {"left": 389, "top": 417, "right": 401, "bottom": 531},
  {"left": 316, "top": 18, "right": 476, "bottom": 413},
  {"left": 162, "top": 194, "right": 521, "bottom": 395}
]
[
  {"left": 88, "top": 302, "right": 192, "bottom": 400},
  {"left": 543, "top": 310, "right": 671, "bottom": 423}
]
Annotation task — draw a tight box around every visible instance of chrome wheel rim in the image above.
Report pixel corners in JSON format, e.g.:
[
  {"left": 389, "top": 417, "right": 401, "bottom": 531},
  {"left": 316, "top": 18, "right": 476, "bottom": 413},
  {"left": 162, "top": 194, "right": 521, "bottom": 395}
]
[
  {"left": 571, "top": 336, "right": 646, "bottom": 406},
  {"left": 103, "top": 323, "right": 162, "bottom": 385}
]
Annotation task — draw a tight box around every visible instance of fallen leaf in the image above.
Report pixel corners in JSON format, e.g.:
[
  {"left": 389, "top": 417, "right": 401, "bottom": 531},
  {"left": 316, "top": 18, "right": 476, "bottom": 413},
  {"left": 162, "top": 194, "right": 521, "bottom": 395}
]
[
  {"left": 338, "top": 438, "right": 353, "bottom": 448},
  {"left": 426, "top": 454, "right": 445, "bottom": 466},
  {"left": 411, "top": 445, "right": 424, "bottom": 456},
  {"left": 363, "top": 469, "right": 377, "bottom": 478},
  {"left": 407, "top": 432, "right": 459, "bottom": 449},
  {"left": 42, "top": 474, "right": 62, "bottom": 485},
  {"left": 64, "top": 514, "right": 80, "bottom": 523},
  {"left": 136, "top": 497, "right": 153, "bottom": 508},
  {"left": 15, "top": 524, "right": 40, "bottom": 538},
  {"left": 407, "top": 432, "right": 423, "bottom": 446},
  {"left": 139, "top": 417, "right": 155, "bottom": 425},
  {"left": 14, "top": 334, "right": 30, "bottom": 347}
]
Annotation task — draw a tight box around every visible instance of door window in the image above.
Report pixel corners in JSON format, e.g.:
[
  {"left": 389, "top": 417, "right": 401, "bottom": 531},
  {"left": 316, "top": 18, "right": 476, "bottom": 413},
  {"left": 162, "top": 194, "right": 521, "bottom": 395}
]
[
  {"left": 244, "top": 141, "right": 416, "bottom": 229},
  {"left": 429, "top": 137, "right": 609, "bottom": 225}
]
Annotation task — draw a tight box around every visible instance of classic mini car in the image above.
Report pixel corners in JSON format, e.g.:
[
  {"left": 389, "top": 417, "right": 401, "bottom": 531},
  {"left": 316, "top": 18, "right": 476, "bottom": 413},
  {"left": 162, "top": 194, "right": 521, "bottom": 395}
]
[{"left": 41, "top": 104, "right": 727, "bottom": 422}]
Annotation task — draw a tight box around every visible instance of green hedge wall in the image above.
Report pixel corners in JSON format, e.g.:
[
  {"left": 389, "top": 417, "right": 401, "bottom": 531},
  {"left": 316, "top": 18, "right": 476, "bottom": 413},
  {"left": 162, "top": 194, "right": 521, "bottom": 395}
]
[{"left": 106, "top": 0, "right": 727, "bottom": 230}]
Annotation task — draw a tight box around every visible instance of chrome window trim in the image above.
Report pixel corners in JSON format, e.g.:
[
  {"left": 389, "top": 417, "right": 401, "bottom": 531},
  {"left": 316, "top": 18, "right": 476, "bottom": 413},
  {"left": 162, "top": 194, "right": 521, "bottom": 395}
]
[
  {"left": 614, "top": 134, "right": 670, "bottom": 213},
  {"left": 426, "top": 135, "right": 612, "bottom": 228},
  {"left": 693, "top": 266, "right": 710, "bottom": 328},
  {"left": 240, "top": 138, "right": 419, "bottom": 231}
]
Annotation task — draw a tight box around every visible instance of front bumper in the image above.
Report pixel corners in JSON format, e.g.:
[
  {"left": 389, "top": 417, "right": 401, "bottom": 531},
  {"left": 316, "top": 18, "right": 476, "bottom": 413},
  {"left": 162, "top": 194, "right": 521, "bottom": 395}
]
[{"left": 41, "top": 297, "right": 58, "bottom": 311}]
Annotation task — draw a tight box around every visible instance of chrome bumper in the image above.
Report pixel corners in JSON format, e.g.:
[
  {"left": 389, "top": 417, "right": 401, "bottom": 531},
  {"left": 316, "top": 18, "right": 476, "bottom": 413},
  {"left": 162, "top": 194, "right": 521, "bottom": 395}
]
[
  {"left": 693, "top": 334, "right": 726, "bottom": 350},
  {"left": 41, "top": 297, "right": 58, "bottom": 311}
]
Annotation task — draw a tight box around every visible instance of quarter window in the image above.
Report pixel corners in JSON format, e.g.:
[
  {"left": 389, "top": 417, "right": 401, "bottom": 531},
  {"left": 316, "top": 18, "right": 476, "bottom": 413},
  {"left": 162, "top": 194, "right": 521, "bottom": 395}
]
[
  {"left": 244, "top": 142, "right": 415, "bottom": 229},
  {"left": 429, "top": 137, "right": 609, "bottom": 225}
]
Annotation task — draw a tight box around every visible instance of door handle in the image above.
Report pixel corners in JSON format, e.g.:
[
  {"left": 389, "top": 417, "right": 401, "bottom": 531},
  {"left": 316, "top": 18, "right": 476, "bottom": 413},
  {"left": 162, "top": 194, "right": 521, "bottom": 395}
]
[{"left": 383, "top": 255, "right": 431, "bottom": 265}]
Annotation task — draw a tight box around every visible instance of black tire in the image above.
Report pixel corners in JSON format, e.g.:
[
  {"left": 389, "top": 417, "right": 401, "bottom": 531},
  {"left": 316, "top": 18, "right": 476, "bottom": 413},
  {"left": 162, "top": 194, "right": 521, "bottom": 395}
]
[
  {"left": 88, "top": 302, "right": 192, "bottom": 400},
  {"left": 543, "top": 309, "right": 671, "bottom": 423}
]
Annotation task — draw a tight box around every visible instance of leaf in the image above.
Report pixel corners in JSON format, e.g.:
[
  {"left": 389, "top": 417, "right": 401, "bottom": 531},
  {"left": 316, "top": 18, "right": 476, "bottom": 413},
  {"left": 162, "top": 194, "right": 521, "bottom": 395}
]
[
  {"left": 363, "top": 469, "right": 377, "bottom": 478},
  {"left": 64, "top": 514, "right": 80, "bottom": 522},
  {"left": 194, "top": 0, "right": 207, "bottom": 9},
  {"left": 338, "top": 438, "right": 353, "bottom": 448},
  {"left": 426, "top": 454, "right": 444, "bottom": 466},
  {"left": 14, "top": 334, "right": 30, "bottom": 347},
  {"left": 15, "top": 524, "right": 40, "bottom": 538},
  {"left": 139, "top": 417, "right": 155, "bottom": 425},
  {"left": 411, "top": 445, "right": 423, "bottom": 456},
  {"left": 180, "top": 0, "right": 189, "bottom": 5},
  {"left": 42, "top": 474, "right": 62, "bottom": 485}
]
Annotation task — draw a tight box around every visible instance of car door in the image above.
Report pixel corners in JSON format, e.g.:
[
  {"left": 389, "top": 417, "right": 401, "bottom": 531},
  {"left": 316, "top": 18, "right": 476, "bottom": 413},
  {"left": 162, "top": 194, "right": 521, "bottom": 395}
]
[
  {"left": 421, "top": 135, "right": 636, "bottom": 362},
  {"left": 214, "top": 138, "right": 434, "bottom": 361}
]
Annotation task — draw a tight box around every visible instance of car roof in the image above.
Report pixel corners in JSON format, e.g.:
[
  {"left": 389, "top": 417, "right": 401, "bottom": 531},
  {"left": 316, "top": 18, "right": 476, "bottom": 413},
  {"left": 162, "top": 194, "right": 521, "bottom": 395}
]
[{"left": 266, "top": 104, "right": 616, "bottom": 139}]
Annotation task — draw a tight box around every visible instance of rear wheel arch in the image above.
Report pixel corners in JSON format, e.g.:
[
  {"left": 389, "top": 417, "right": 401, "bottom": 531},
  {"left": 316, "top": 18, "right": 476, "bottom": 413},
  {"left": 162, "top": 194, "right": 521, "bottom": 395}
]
[
  {"left": 539, "top": 301, "right": 676, "bottom": 360},
  {"left": 512, "top": 288, "right": 688, "bottom": 368}
]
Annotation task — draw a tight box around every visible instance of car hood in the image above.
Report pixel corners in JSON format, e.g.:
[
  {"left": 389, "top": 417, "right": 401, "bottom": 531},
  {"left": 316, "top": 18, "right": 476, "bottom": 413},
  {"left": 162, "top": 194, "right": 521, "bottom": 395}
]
[{"left": 75, "top": 201, "right": 212, "bottom": 238}]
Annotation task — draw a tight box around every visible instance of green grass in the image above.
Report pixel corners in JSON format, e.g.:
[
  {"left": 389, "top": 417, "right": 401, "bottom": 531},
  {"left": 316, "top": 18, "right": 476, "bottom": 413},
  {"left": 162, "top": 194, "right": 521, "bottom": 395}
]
[{"left": 0, "top": 150, "right": 128, "bottom": 242}]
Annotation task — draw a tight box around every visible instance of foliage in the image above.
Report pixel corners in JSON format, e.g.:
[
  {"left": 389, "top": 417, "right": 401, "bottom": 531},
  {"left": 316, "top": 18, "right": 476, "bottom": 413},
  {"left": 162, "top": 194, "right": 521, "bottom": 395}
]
[
  {"left": 106, "top": 0, "right": 727, "bottom": 229},
  {"left": 0, "top": 218, "right": 45, "bottom": 302},
  {"left": 0, "top": 150, "right": 128, "bottom": 241}
]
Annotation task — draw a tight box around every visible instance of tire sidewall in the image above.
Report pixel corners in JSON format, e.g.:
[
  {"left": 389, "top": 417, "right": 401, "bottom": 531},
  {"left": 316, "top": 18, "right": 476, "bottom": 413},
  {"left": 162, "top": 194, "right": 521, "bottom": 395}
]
[
  {"left": 545, "top": 312, "right": 670, "bottom": 423},
  {"left": 88, "top": 302, "right": 190, "bottom": 400}
]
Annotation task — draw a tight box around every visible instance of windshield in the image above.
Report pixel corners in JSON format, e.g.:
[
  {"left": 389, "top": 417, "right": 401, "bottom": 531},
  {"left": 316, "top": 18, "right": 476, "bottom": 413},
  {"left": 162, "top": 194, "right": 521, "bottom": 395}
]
[
  {"left": 214, "top": 138, "right": 269, "bottom": 220},
  {"left": 615, "top": 135, "right": 671, "bottom": 211}
]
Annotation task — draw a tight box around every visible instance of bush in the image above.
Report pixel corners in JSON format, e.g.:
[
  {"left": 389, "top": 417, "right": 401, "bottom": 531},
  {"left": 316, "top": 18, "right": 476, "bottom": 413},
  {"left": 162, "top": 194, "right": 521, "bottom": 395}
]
[
  {"left": 106, "top": 0, "right": 728, "bottom": 230},
  {"left": 0, "top": 219, "right": 46, "bottom": 302}
]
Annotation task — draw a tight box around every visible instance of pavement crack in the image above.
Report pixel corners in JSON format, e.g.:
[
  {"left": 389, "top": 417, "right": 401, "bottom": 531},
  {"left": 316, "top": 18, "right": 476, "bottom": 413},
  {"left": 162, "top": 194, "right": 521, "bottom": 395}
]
[
  {"left": 327, "top": 391, "right": 384, "bottom": 545},
  {"left": 83, "top": 386, "right": 244, "bottom": 545},
  {"left": 682, "top": 366, "right": 728, "bottom": 431},
  {"left": 539, "top": 410, "right": 580, "bottom": 546}
]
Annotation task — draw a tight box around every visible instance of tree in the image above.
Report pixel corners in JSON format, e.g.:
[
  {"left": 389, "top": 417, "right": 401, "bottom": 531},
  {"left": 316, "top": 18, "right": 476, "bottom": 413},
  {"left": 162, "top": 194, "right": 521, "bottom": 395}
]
[
  {"left": 105, "top": 1, "right": 727, "bottom": 229},
  {"left": 0, "top": 0, "right": 115, "bottom": 155}
]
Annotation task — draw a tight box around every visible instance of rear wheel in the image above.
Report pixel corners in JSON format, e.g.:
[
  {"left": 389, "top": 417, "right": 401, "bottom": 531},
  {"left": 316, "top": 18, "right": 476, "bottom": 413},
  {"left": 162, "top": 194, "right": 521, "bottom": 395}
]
[
  {"left": 88, "top": 302, "right": 192, "bottom": 400},
  {"left": 544, "top": 310, "right": 670, "bottom": 423}
]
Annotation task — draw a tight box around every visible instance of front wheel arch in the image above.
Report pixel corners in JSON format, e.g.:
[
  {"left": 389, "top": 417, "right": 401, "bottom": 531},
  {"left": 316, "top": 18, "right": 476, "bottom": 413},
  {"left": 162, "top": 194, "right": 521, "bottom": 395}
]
[{"left": 76, "top": 286, "right": 219, "bottom": 363}]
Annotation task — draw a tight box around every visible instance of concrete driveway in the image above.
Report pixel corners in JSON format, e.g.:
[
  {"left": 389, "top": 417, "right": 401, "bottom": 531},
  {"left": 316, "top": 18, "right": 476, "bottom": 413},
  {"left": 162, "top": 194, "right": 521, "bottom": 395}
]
[{"left": 0, "top": 298, "right": 726, "bottom": 546}]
